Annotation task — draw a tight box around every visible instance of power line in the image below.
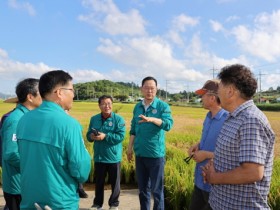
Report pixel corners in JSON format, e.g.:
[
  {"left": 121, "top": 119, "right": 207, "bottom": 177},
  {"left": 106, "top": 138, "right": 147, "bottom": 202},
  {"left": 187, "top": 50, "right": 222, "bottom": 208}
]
[{"left": 210, "top": 66, "right": 219, "bottom": 79}]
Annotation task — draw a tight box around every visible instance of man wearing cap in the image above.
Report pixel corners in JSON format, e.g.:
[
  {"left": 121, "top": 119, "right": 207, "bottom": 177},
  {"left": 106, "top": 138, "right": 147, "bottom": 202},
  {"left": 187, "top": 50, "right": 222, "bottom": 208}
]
[
  {"left": 188, "top": 79, "right": 228, "bottom": 210},
  {"left": 1, "top": 79, "right": 42, "bottom": 210}
]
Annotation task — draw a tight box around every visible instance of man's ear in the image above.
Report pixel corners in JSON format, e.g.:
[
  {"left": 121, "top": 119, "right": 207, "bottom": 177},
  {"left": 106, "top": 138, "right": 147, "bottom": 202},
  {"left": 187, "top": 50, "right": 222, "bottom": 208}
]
[
  {"left": 26, "top": 93, "right": 33, "bottom": 103},
  {"left": 227, "top": 85, "right": 235, "bottom": 99}
]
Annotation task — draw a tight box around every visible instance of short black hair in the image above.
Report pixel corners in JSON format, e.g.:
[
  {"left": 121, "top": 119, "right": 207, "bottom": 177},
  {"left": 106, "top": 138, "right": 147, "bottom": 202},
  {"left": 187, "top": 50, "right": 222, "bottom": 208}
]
[
  {"left": 218, "top": 64, "right": 257, "bottom": 99},
  {"left": 16, "top": 78, "right": 39, "bottom": 103},
  {"left": 142, "top": 76, "right": 157, "bottom": 86},
  {"left": 98, "top": 95, "right": 113, "bottom": 104},
  {"left": 39, "top": 70, "right": 72, "bottom": 98}
]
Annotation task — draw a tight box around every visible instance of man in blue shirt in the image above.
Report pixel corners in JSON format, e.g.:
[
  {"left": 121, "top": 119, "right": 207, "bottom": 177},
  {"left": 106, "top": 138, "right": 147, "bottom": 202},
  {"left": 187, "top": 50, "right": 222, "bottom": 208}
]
[
  {"left": 188, "top": 79, "right": 228, "bottom": 210},
  {"left": 202, "top": 64, "right": 275, "bottom": 209},
  {"left": 127, "top": 76, "right": 173, "bottom": 210}
]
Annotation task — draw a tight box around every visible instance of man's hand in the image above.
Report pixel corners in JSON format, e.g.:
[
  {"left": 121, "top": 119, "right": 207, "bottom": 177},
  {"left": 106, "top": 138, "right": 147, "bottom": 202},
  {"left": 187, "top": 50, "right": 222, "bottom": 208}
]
[
  {"left": 193, "top": 151, "right": 206, "bottom": 163},
  {"left": 188, "top": 143, "right": 199, "bottom": 156},
  {"left": 201, "top": 159, "right": 216, "bottom": 184},
  {"left": 138, "top": 114, "right": 162, "bottom": 126},
  {"left": 90, "top": 132, "right": 106, "bottom": 141},
  {"left": 126, "top": 147, "right": 134, "bottom": 162},
  {"left": 138, "top": 114, "right": 153, "bottom": 123}
]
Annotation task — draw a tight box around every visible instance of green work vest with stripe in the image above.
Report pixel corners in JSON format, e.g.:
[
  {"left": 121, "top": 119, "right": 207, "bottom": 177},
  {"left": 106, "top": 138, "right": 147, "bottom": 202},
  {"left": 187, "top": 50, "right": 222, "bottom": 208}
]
[{"left": 17, "top": 101, "right": 91, "bottom": 210}]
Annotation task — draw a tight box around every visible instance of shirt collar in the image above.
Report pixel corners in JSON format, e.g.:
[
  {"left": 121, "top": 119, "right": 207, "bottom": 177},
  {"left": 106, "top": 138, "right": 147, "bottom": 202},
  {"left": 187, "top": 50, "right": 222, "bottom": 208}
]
[
  {"left": 207, "top": 108, "right": 228, "bottom": 120},
  {"left": 102, "top": 112, "right": 112, "bottom": 120},
  {"left": 230, "top": 100, "right": 254, "bottom": 118},
  {"left": 17, "top": 103, "right": 30, "bottom": 113},
  {"left": 142, "top": 97, "right": 159, "bottom": 109}
]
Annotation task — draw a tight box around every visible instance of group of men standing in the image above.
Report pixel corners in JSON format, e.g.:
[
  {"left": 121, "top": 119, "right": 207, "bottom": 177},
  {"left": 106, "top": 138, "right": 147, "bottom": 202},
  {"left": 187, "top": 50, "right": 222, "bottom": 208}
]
[{"left": 0, "top": 63, "right": 276, "bottom": 210}]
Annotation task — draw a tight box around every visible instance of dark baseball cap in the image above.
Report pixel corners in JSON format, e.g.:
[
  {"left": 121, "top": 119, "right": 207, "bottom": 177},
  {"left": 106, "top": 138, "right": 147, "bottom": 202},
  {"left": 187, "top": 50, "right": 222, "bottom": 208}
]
[{"left": 195, "top": 79, "right": 219, "bottom": 96}]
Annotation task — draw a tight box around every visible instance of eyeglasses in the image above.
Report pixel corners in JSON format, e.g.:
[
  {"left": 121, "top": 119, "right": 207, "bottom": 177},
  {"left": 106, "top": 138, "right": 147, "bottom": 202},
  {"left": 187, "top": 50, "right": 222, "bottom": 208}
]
[
  {"left": 54, "top": 88, "right": 75, "bottom": 95},
  {"left": 100, "top": 103, "right": 112, "bottom": 107},
  {"left": 183, "top": 154, "right": 193, "bottom": 164},
  {"left": 143, "top": 86, "right": 157, "bottom": 92}
]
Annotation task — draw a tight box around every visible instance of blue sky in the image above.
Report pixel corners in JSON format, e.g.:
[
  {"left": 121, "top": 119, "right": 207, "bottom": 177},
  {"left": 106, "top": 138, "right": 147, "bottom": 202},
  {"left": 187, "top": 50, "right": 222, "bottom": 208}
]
[{"left": 1, "top": 0, "right": 280, "bottom": 95}]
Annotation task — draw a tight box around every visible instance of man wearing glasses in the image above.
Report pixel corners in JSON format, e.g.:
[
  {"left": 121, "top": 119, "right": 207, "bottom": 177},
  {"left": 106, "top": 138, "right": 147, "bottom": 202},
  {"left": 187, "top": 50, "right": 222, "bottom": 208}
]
[
  {"left": 16, "top": 70, "right": 91, "bottom": 210},
  {"left": 86, "top": 95, "right": 126, "bottom": 210},
  {"left": 188, "top": 79, "right": 228, "bottom": 210},
  {"left": 127, "top": 76, "right": 173, "bottom": 210}
]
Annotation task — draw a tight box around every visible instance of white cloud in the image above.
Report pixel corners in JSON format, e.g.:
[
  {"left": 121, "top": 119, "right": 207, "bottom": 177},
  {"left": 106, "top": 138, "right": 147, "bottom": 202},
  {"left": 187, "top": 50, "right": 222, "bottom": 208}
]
[
  {"left": 0, "top": 49, "right": 8, "bottom": 59},
  {"left": 79, "top": 0, "right": 146, "bottom": 36},
  {"left": 226, "top": 15, "right": 240, "bottom": 22},
  {"left": 209, "top": 20, "right": 224, "bottom": 32},
  {"left": 71, "top": 69, "right": 105, "bottom": 83},
  {"left": 166, "top": 31, "right": 184, "bottom": 45},
  {"left": 231, "top": 10, "right": 280, "bottom": 62},
  {"left": 184, "top": 34, "right": 250, "bottom": 71},
  {"left": 97, "top": 36, "right": 205, "bottom": 90},
  {"left": 8, "top": 0, "right": 36, "bottom": 16},
  {"left": 0, "top": 50, "right": 52, "bottom": 93},
  {"left": 0, "top": 58, "right": 50, "bottom": 79},
  {"left": 172, "top": 14, "right": 199, "bottom": 32},
  {"left": 167, "top": 14, "right": 199, "bottom": 45}
]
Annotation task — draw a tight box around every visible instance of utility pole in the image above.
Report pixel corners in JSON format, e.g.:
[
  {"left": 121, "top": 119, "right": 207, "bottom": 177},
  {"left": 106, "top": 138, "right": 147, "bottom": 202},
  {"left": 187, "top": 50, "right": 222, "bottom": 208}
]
[
  {"left": 211, "top": 66, "right": 219, "bottom": 78},
  {"left": 92, "top": 87, "right": 95, "bottom": 99},
  {"left": 165, "top": 80, "right": 168, "bottom": 101},
  {"left": 186, "top": 84, "right": 189, "bottom": 103},
  {"left": 258, "top": 71, "right": 267, "bottom": 103},
  {"left": 131, "top": 82, "right": 133, "bottom": 99},
  {"left": 76, "top": 89, "right": 79, "bottom": 100}
]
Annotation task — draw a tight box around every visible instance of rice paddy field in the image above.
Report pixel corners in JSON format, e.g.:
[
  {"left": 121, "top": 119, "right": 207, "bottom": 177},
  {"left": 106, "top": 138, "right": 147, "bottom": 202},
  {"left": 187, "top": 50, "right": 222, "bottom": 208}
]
[{"left": 0, "top": 100, "right": 279, "bottom": 209}]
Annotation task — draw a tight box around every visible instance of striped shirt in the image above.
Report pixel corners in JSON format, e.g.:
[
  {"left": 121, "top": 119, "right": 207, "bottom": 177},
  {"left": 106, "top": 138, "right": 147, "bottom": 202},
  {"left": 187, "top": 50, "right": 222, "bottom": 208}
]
[{"left": 209, "top": 100, "right": 275, "bottom": 210}]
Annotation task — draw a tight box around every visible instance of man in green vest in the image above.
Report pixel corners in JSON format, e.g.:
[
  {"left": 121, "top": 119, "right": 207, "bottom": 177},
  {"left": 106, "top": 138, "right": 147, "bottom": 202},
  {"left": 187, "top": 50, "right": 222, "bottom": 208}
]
[
  {"left": 16, "top": 70, "right": 91, "bottom": 210},
  {"left": 1, "top": 78, "right": 42, "bottom": 210}
]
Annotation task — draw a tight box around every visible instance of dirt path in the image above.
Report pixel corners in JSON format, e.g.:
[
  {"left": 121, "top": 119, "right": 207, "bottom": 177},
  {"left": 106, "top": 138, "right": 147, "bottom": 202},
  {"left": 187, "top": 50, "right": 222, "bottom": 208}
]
[{"left": 0, "top": 186, "right": 145, "bottom": 210}]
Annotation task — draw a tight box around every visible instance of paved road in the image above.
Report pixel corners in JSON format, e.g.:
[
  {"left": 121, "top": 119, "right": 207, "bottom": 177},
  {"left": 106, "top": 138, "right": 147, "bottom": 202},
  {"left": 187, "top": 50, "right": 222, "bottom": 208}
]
[{"left": 0, "top": 187, "right": 147, "bottom": 210}]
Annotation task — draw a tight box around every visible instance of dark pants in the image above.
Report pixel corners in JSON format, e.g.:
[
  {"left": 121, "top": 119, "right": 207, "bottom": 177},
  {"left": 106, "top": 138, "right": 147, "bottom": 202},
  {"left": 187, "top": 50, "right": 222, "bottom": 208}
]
[
  {"left": 136, "top": 156, "right": 165, "bottom": 210},
  {"left": 189, "top": 185, "right": 212, "bottom": 210},
  {"left": 93, "top": 162, "right": 120, "bottom": 207},
  {"left": 3, "top": 192, "right": 21, "bottom": 210}
]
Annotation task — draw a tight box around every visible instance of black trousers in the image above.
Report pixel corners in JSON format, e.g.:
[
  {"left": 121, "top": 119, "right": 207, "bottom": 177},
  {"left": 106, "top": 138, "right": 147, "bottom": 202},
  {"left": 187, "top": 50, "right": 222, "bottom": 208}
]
[
  {"left": 3, "top": 191, "right": 21, "bottom": 210},
  {"left": 93, "top": 162, "right": 121, "bottom": 207},
  {"left": 189, "top": 185, "right": 212, "bottom": 210}
]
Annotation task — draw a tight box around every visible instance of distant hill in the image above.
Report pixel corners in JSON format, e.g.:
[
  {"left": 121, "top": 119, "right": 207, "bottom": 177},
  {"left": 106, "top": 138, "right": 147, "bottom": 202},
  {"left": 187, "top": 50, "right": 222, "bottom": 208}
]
[
  {"left": 73, "top": 79, "right": 168, "bottom": 100},
  {"left": 0, "top": 92, "right": 15, "bottom": 100}
]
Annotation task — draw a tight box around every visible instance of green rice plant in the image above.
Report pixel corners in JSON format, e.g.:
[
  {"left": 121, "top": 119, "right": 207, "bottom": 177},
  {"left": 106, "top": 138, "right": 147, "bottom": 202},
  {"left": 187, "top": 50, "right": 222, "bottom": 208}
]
[
  {"left": 268, "top": 159, "right": 280, "bottom": 209},
  {"left": 121, "top": 159, "right": 135, "bottom": 184},
  {"left": 164, "top": 146, "right": 195, "bottom": 210}
]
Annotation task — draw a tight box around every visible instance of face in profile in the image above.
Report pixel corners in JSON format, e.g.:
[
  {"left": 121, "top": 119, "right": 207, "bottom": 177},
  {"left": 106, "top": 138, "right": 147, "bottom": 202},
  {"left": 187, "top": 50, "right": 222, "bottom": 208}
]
[
  {"left": 57, "top": 81, "right": 75, "bottom": 111},
  {"left": 31, "top": 91, "right": 42, "bottom": 108}
]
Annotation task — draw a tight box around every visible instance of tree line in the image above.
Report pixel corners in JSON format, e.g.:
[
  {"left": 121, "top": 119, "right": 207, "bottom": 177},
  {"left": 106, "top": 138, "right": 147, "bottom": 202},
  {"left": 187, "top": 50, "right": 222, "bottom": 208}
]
[{"left": 73, "top": 80, "right": 197, "bottom": 102}]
